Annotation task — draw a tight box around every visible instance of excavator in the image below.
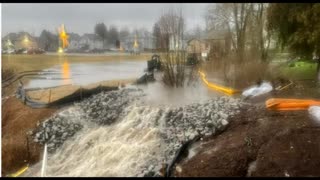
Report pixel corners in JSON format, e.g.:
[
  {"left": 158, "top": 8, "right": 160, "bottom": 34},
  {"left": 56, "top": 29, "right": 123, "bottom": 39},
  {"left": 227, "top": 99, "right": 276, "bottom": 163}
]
[{"left": 135, "top": 55, "right": 161, "bottom": 84}]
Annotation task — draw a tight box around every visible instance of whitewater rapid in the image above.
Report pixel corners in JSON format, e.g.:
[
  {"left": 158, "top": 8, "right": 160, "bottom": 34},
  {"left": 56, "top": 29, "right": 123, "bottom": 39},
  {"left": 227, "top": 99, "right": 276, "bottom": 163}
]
[
  {"left": 25, "top": 83, "right": 242, "bottom": 177},
  {"left": 27, "top": 103, "right": 168, "bottom": 176}
]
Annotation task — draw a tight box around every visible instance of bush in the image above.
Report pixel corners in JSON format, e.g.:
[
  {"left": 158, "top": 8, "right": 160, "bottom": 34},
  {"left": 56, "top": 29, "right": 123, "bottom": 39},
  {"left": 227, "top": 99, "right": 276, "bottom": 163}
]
[{"left": 2, "top": 68, "right": 15, "bottom": 81}]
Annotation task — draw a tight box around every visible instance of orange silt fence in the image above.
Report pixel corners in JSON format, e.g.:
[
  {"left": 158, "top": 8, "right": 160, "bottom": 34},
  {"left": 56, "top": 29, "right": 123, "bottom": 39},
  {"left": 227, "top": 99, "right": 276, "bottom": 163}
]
[{"left": 266, "top": 98, "right": 320, "bottom": 111}]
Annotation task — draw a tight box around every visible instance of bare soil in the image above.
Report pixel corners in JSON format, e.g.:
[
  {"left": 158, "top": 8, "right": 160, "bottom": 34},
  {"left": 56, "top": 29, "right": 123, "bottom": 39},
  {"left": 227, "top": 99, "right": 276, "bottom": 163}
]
[
  {"left": 1, "top": 97, "right": 57, "bottom": 176},
  {"left": 26, "top": 78, "right": 135, "bottom": 103},
  {"left": 174, "top": 105, "right": 320, "bottom": 177}
]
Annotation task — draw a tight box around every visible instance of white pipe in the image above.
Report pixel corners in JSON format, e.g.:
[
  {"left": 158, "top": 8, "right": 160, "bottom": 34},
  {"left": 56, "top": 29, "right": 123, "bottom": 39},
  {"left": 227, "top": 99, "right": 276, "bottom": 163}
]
[{"left": 41, "top": 143, "right": 47, "bottom": 177}]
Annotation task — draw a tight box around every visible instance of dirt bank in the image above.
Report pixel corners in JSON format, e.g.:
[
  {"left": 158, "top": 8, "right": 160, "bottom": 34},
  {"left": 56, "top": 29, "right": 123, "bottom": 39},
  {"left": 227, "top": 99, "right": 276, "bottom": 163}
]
[
  {"left": 175, "top": 106, "right": 320, "bottom": 177},
  {"left": 1, "top": 97, "right": 57, "bottom": 176},
  {"left": 26, "top": 79, "right": 135, "bottom": 103}
]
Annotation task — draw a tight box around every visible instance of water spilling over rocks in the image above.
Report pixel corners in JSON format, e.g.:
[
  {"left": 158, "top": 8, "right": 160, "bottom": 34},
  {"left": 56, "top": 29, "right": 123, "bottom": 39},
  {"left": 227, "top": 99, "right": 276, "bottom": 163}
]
[
  {"left": 78, "top": 88, "right": 144, "bottom": 125},
  {"left": 31, "top": 87, "right": 245, "bottom": 177},
  {"left": 32, "top": 112, "right": 83, "bottom": 152},
  {"left": 32, "top": 88, "right": 144, "bottom": 152}
]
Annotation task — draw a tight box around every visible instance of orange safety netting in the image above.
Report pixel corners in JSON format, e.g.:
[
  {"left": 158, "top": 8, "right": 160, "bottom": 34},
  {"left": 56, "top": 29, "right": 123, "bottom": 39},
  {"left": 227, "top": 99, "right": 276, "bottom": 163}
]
[
  {"left": 198, "top": 70, "right": 241, "bottom": 96},
  {"left": 266, "top": 98, "right": 320, "bottom": 111}
]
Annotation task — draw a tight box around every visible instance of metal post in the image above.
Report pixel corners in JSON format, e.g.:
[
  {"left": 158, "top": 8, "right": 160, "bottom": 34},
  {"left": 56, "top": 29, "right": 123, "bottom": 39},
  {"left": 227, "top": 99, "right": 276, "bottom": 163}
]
[
  {"left": 48, "top": 89, "right": 52, "bottom": 103},
  {"left": 80, "top": 86, "right": 82, "bottom": 100},
  {"left": 26, "top": 135, "right": 30, "bottom": 163}
]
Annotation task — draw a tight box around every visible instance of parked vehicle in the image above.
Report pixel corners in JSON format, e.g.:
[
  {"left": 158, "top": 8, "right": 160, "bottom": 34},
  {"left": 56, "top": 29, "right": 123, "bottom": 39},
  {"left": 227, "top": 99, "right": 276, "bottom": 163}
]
[{"left": 27, "top": 48, "right": 45, "bottom": 54}]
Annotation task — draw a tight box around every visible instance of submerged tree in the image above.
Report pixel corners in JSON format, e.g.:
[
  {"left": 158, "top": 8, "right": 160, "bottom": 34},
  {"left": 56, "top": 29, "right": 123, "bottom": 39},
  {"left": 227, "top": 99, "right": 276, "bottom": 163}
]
[{"left": 154, "top": 8, "right": 192, "bottom": 88}]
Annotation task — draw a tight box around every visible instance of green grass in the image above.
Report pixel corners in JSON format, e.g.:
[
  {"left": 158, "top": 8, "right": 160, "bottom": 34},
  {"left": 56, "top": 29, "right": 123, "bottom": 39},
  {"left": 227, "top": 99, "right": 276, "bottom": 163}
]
[{"left": 280, "top": 59, "right": 317, "bottom": 80}]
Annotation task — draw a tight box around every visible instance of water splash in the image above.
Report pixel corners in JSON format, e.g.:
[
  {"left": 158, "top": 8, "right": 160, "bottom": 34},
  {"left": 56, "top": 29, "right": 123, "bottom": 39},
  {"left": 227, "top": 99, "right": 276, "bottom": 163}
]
[{"left": 28, "top": 104, "right": 166, "bottom": 177}]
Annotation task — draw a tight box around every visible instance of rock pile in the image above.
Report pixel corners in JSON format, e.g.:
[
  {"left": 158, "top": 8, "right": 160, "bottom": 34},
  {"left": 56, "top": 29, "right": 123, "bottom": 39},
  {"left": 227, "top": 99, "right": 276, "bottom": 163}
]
[
  {"left": 78, "top": 88, "right": 144, "bottom": 125},
  {"left": 161, "top": 96, "right": 243, "bottom": 162},
  {"left": 139, "top": 96, "right": 244, "bottom": 176},
  {"left": 32, "top": 88, "right": 144, "bottom": 152},
  {"left": 32, "top": 87, "right": 245, "bottom": 176},
  {"left": 32, "top": 114, "right": 83, "bottom": 152}
]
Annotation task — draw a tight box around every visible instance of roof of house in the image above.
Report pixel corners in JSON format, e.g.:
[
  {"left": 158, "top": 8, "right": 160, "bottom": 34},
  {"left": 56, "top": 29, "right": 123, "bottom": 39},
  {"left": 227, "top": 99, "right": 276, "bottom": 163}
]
[
  {"left": 81, "top": 33, "right": 102, "bottom": 41},
  {"left": 2, "top": 32, "right": 36, "bottom": 42},
  {"left": 201, "top": 29, "right": 229, "bottom": 40},
  {"left": 187, "top": 38, "right": 206, "bottom": 44},
  {"left": 68, "top": 33, "right": 81, "bottom": 41}
]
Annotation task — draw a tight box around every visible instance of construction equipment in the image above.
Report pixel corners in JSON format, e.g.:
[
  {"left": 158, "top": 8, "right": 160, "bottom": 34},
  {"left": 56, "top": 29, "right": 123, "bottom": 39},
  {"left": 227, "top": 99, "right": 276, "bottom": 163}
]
[{"left": 147, "top": 54, "right": 161, "bottom": 72}]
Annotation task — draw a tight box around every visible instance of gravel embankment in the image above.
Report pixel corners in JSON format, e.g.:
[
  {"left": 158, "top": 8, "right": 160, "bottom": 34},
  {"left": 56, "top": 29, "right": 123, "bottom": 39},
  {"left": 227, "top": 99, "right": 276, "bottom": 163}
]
[
  {"left": 32, "top": 87, "right": 245, "bottom": 175},
  {"left": 32, "top": 88, "right": 144, "bottom": 152}
]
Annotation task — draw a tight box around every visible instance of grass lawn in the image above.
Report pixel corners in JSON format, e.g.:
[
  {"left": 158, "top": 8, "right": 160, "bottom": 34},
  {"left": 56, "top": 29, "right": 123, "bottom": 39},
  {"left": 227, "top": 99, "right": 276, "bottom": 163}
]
[{"left": 280, "top": 59, "right": 318, "bottom": 80}]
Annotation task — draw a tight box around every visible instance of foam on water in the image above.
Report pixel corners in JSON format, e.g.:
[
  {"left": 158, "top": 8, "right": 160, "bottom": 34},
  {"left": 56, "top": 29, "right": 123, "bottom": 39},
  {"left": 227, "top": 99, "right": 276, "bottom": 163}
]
[
  {"left": 25, "top": 83, "right": 222, "bottom": 177},
  {"left": 28, "top": 104, "right": 166, "bottom": 177}
]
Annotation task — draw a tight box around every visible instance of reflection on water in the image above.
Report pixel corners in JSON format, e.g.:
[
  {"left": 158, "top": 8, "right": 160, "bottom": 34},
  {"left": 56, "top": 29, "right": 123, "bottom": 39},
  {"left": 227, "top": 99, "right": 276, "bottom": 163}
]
[
  {"left": 137, "top": 80, "right": 221, "bottom": 107},
  {"left": 62, "top": 61, "right": 71, "bottom": 85},
  {"left": 26, "top": 59, "right": 146, "bottom": 89}
]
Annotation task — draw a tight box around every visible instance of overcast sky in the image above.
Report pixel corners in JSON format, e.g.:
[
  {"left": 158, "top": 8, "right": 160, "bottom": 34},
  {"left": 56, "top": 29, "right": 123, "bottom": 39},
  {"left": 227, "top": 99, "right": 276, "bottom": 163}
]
[{"left": 2, "top": 3, "right": 210, "bottom": 37}]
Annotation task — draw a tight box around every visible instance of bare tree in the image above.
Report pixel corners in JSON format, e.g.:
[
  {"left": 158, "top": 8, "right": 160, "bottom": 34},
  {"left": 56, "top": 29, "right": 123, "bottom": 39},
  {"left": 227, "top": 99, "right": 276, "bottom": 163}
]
[
  {"left": 108, "top": 25, "right": 119, "bottom": 47},
  {"left": 94, "top": 23, "right": 108, "bottom": 48},
  {"left": 206, "top": 3, "right": 270, "bottom": 62},
  {"left": 155, "top": 8, "right": 192, "bottom": 87}
]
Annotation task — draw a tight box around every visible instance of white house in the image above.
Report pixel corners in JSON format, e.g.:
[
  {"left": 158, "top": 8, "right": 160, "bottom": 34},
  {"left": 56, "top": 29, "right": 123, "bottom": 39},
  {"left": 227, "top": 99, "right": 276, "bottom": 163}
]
[
  {"left": 79, "top": 34, "right": 103, "bottom": 50},
  {"left": 122, "top": 32, "right": 155, "bottom": 52},
  {"left": 68, "top": 33, "right": 81, "bottom": 50}
]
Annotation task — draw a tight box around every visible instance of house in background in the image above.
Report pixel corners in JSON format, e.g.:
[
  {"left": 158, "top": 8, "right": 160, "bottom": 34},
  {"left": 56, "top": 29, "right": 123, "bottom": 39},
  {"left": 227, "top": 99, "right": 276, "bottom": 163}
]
[
  {"left": 2, "top": 32, "right": 38, "bottom": 50},
  {"left": 79, "top": 33, "right": 103, "bottom": 50},
  {"left": 187, "top": 38, "right": 209, "bottom": 60},
  {"left": 68, "top": 33, "right": 82, "bottom": 50},
  {"left": 202, "top": 29, "right": 232, "bottom": 58},
  {"left": 186, "top": 29, "right": 232, "bottom": 60},
  {"left": 122, "top": 32, "right": 155, "bottom": 52}
]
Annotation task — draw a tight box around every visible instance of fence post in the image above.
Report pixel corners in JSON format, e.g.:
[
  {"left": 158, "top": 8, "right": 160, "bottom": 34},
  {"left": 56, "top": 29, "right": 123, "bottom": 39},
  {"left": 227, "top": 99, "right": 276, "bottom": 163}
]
[
  {"left": 26, "top": 135, "right": 30, "bottom": 163},
  {"left": 80, "top": 86, "right": 82, "bottom": 100},
  {"left": 48, "top": 89, "right": 52, "bottom": 103}
]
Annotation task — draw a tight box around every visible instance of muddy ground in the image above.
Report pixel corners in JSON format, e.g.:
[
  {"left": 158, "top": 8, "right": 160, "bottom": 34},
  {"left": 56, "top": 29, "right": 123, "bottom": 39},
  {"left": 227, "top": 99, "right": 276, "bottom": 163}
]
[
  {"left": 1, "top": 97, "right": 57, "bottom": 176},
  {"left": 2, "top": 79, "right": 320, "bottom": 177},
  {"left": 174, "top": 105, "right": 320, "bottom": 177}
]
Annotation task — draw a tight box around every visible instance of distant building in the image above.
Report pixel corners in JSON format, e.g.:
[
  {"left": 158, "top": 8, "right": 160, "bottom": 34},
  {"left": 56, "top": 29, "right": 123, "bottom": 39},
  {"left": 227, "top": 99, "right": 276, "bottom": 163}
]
[
  {"left": 68, "top": 33, "right": 82, "bottom": 50},
  {"left": 186, "top": 39, "right": 209, "bottom": 60},
  {"left": 79, "top": 33, "right": 103, "bottom": 50},
  {"left": 122, "top": 32, "right": 155, "bottom": 52},
  {"left": 201, "top": 29, "right": 232, "bottom": 57},
  {"left": 2, "top": 32, "right": 38, "bottom": 50}
]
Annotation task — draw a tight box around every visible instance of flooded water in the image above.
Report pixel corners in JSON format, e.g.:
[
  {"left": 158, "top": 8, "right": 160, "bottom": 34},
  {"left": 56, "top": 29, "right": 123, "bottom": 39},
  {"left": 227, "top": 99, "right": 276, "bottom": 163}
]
[
  {"left": 138, "top": 80, "right": 220, "bottom": 107},
  {"left": 25, "top": 60, "right": 146, "bottom": 89}
]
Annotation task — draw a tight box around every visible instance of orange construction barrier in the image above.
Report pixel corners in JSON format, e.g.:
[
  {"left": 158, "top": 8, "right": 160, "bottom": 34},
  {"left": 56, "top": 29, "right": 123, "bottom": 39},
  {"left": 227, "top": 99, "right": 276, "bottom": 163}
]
[
  {"left": 198, "top": 70, "right": 241, "bottom": 96},
  {"left": 266, "top": 98, "right": 320, "bottom": 111}
]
